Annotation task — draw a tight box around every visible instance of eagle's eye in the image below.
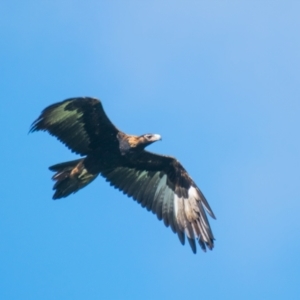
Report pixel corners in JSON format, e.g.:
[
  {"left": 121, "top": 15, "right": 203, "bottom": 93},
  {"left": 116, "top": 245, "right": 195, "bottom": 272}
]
[{"left": 145, "top": 134, "right": 152, "bottom": 140}]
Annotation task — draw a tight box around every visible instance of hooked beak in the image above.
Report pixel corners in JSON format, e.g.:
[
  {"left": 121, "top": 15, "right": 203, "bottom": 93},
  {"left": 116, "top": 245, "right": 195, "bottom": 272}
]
[{"left": 153, "top": 134, "right": 162, "bottom": 141}]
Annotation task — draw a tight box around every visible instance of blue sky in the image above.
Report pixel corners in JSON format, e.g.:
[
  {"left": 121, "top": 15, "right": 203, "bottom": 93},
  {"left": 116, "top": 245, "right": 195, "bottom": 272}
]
[{"left": 1, "top": 1, "right": 300, "bottom": 299}]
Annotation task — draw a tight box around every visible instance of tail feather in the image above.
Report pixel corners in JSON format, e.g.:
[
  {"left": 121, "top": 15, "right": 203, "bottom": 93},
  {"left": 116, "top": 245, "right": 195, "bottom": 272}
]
[
  {"left": 49, "top": 159, "right": 98, "bottom": 199},
  {"left": 49, "top": 158, "right": 83, "bottom": 171}
]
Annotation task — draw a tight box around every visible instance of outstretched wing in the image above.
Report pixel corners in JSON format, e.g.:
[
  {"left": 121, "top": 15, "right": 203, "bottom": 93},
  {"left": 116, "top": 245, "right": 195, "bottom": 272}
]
[
  {"left": 30, "top": 97, "right": 120, "bottom": 155},
  {"left": 101, "top": 151, "right": 215, "bottom": 253}
]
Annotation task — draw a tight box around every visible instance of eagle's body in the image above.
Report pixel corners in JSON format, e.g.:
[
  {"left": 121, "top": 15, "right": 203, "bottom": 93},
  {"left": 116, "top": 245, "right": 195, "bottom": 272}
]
[{"left": 31, "top": 97, "right": 215, "bottom": 253}]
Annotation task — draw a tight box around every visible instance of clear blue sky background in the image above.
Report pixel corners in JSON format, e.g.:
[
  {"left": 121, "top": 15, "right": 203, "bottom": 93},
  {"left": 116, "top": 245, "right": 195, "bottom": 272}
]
[{"left": 1, "top": 1, "right": 300, "bottom": 299}]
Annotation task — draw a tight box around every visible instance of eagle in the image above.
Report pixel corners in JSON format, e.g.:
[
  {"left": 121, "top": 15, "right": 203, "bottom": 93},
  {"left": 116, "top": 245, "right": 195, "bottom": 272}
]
[{"left": 30, "top": 97, "right": 215, "bottom": 253}]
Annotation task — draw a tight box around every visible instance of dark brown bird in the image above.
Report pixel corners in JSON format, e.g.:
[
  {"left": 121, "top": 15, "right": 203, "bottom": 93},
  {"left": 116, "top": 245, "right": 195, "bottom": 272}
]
[{"left": 30, "top": 97, "right": 215, "bottom": 253}]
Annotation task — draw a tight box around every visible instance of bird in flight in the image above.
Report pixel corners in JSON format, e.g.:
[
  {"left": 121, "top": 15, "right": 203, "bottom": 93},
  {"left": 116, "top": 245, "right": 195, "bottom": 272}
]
[{"left": 30, "top": 97, "right": 215, "bottom": 253}]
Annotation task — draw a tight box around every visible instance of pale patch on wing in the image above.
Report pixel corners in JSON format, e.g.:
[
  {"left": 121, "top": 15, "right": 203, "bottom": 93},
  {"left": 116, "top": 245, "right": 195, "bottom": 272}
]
[
  {"left": 173, "top": 186, "right": 214, "bottom": 252},
  {"left": 43, "top": 102, "right": 87, "bottom": 137},
  {"left": 46, "top": 101, "right": 82, "bottom": 125}
]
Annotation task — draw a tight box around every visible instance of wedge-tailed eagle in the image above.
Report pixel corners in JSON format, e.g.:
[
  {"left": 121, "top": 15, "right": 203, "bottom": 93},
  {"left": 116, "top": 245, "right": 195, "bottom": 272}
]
[{"left": 30, "top": 97, "right": 215, "bottom": 253}]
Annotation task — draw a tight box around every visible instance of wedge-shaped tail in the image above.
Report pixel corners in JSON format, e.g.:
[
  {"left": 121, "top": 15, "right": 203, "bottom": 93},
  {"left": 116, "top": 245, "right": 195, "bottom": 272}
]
[{"left": 49, "top": 159, "right": 98, "bottom": 199}]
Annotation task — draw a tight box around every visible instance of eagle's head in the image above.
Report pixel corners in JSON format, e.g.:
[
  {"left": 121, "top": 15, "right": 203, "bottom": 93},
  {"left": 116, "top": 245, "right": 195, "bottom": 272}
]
[
  {"left": 119, "top": 133, "right": 162, "bottom": 155},
  {"left": 138, "top": 133, "right": 162, "bottom": 148}
]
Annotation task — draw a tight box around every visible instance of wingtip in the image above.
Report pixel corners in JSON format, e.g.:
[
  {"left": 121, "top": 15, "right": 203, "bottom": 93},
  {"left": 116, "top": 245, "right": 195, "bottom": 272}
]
[
  {"left": 187, "top": 237, "right": 197, "bottom": 254},
  {"left": 210, "top": 211, "right": 217, "bottom": 220},
  {"left": 29, "top": 117, "right": 43, "bottom": 134},
  {"left": 52, "top": 190, "right": 61, "bottom": 200},
  {"left": 28, "top": 124, "right": 36, "bottom": 134}
]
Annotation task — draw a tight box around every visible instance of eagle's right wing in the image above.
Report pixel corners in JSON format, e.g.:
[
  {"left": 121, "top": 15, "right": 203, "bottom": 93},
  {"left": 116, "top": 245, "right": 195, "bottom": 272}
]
[{"left": 30, "top": 97, "right": 120, "bottom": 155}]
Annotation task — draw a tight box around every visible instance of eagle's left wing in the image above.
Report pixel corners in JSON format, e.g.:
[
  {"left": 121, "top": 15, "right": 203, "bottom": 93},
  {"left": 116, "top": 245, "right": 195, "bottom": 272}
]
[{"left": 101, "top": 151, "right": 215, "bottom": 253}]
